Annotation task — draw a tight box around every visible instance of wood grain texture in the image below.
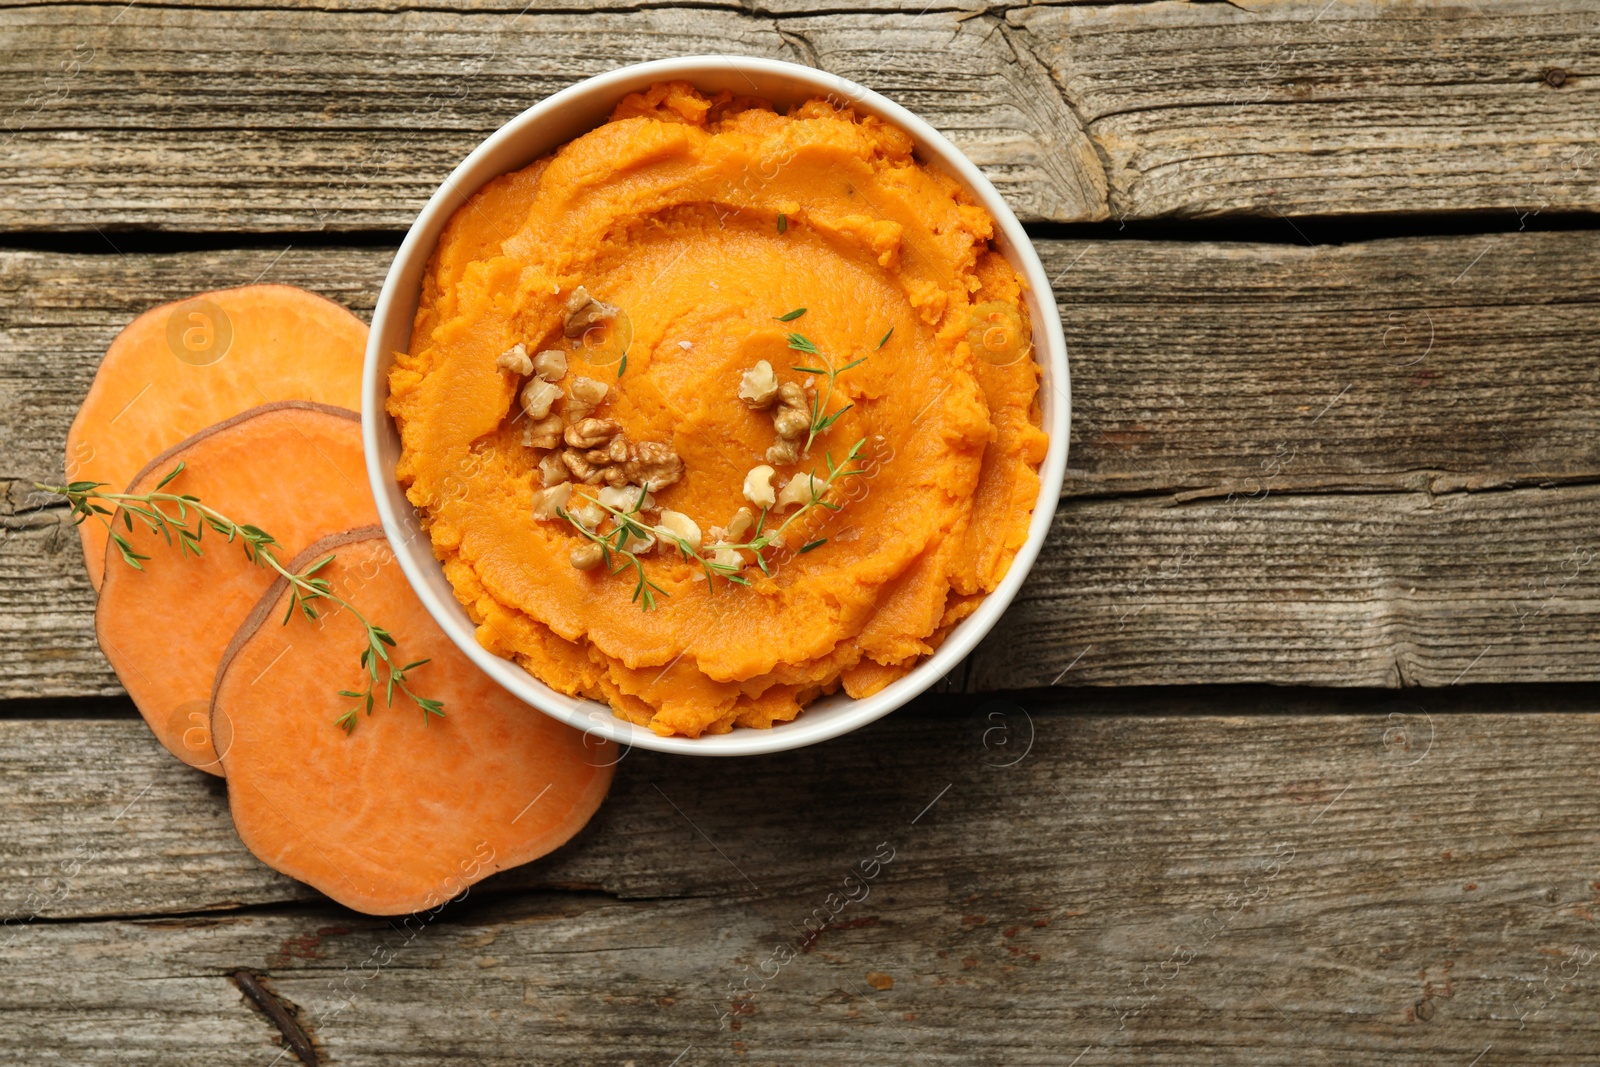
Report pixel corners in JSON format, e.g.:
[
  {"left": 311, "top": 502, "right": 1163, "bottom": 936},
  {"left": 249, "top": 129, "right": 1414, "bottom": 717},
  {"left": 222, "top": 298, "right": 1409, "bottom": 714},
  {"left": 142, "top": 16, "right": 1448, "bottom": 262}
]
[
  {"left": 5, "top": 690, "right": 1600, "bottom": 1063},
  {"left": 0, "top": 6, "right": 1105, "bottom": 229},
  {"left": 7, "top": 233, "right": 1599, "bottom": 500},
  {"left": 4, "top": 230, "right": 1600, "bottom": 695},
  {"left": 5, "top": 0, "right": 1600, "bottom": 228},
  {"left": 968, "top": 484, "right": 1600, "bottom": 690},
  {"left": 1014, "top": 0, "right": 1600, "bottom": 220}
]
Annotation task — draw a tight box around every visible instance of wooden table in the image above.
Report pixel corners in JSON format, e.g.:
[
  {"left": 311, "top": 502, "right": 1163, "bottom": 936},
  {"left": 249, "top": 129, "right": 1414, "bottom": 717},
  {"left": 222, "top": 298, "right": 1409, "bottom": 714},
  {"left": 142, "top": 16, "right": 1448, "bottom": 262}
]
[{"left": 4, "top": 1, "right": 1599, "bottom": 1062}]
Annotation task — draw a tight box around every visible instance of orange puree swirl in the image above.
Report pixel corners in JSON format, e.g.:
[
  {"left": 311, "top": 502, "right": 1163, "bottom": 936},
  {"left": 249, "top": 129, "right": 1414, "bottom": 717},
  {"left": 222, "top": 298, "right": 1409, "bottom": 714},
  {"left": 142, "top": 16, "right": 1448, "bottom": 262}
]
[{"left": 389, "top": 82, "right": 1047, "bottom": 738}]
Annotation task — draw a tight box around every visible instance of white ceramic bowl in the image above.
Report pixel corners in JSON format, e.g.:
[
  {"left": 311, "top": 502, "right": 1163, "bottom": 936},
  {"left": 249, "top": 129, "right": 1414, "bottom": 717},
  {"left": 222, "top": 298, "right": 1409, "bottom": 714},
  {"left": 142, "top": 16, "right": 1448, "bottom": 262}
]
[{"left": 363, "top": 55, "right": 1070, "bottom": 756}]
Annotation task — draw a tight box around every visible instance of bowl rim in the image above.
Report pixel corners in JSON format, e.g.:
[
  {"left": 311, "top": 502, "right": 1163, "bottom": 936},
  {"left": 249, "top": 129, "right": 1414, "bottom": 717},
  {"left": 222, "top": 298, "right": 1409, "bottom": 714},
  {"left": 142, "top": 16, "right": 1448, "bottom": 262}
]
[{"left": 363, "top": 54, "right": 1070, "bottom": 756}]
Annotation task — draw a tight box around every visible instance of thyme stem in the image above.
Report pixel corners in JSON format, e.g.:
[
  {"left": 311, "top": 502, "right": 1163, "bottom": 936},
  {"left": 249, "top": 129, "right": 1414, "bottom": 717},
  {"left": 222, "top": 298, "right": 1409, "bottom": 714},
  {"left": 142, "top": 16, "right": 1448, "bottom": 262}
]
[
  {"left": 37, "top": 463, "right": 443, "bottom": 734},
  {"left": 787, "top": 332, "right": 866, "bottom": 454},
  {"left": 559, "top": 438, "right": 868, "bottom": 608}
]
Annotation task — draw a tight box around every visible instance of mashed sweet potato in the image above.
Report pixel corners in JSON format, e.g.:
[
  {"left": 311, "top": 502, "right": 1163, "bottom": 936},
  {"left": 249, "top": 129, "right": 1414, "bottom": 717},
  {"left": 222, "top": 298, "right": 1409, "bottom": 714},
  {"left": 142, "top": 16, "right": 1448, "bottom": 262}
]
[{"left": 389, "top": 82, "right": 1047, "bottom": 738}]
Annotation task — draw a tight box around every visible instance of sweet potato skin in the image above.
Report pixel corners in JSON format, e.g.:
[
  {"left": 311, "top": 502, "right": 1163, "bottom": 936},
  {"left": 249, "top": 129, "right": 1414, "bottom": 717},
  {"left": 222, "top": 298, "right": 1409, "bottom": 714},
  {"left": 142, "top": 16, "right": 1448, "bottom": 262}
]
[
  {"left": 95, "top": 402, "right": 376, "bottom": 774},
  {"left": 214, "top": 529, "right": 616, "bottom": 916},
  {"left": 68, "top": 284, "right": 366, "bottom": 589}
]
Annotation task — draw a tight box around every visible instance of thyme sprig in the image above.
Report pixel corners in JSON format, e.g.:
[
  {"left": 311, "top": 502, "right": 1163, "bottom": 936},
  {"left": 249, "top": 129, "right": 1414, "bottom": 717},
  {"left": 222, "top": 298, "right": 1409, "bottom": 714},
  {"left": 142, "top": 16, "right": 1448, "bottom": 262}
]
[
  {"left": 558, "top": 492, "right": 669, "bottom": 609},
  {"left": 555, "top": 438, "right": 868, "bottom": 609},
  {"left": 714, "top": 437, "right": 869, "bottom": 574},
  {"left": 38, "top": 463, "right": 444, "bottom": 735},
  {"left": 787, "top": 332, "right": 866, "bottom": 454},
  {"left": 584, "top": 494, "right": 753, "bottom": 593}
]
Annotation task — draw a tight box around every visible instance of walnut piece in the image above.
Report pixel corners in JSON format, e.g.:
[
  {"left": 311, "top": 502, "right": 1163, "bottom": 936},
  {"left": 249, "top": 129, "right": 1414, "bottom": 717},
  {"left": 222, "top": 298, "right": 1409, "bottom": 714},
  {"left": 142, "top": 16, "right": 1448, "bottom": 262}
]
[
  {"left": 533, "top": 349, "right": 568, "bottom": 382},
  {"left": 725, "top": 506, "right": 755, "bottom": 542},
  {"left": 776, "top": 472, "right": 824, "bottom": 511},
  {"left": 565, "top": 418, "right": 622, "bottom": 450},
  {"left": 496, "top": 343, "right": 533, "bottom": 376},
  {"left": 570, "top": 500, "right": 606, "bottom": 529},
  {"left": 739, "top": 360, "right": 779, "bottom": 409},
  {"left": 655, "top": 509, "right": 701, "bottom": 554},
  {"left": 569, "top": 542, "right": 604, "bottom": 571},
  {"left": 765, "top": 437, "right": 802, "bottom": 465},
  {"left": 599, "top": 484, "right": 656, "bottom": 515},
  {"left": 561, "top": 449, "right": 610, "bottom": 486},
  {"left": 563, "top": 286, "right": 619, "bottom": 338},
  {"left": 621, "top": 440, "right": 684, "bottom": 492},
  {"left": 709, "top": 546, "right": 743, "bottom": 572},
  {"left": 772, "top": 381, "right": 811, "bottom": 441},
  {"left": 537, "top": 451, "right": 570, "bottom": 486},
  {"left": 531, "top": 482, "right": 572, "bottom": 521},
  {"left": 521, "top": 413, "right": 564, "bottom": 450},
  {"left": 743, "top": 465, "right": 777, "bottom": 509},
  {"left": 521, "top": 378, "right": 563, "bottom": 421},
  {"left": 565, "top": 376, "right": 609, "bottom": 424}
]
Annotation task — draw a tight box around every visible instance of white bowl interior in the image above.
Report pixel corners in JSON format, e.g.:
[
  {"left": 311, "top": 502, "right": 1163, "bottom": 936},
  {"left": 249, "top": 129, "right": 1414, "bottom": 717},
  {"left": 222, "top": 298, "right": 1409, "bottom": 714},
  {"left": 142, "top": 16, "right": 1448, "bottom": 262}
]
[{"left": 364, "top": 56, "right": 1070, "bottom": 756}]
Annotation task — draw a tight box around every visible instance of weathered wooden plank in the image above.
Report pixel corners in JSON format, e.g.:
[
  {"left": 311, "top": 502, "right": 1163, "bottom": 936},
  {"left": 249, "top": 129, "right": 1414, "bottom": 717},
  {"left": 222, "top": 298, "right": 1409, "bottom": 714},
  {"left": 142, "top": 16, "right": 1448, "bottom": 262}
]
[
  {"left": 968, "top": 484, "right": 1600, "bottom": 690},
  {"left": 14, "top": 478, "right": 1600, "bottom": 697},
  {"left": 1014, "top": 0, "right": 1600, "bottom": 220},
  {"left": 6, "top": 0, "right": 1599, "bottom": 229},
  {"left": 1051, "top": 230, "right": 1600, "bottom": 498},
  {"left": 0, "top": 6, "right": 1104, "bottom": 229},
  {"left": 7, "top": 231, "right": 1598, "bottom": 500},
  {"left": 4, "top": 230, "right": 1600, "bottom": 695},
  {"left": 5, "top": 693, "right": 1600, "bottom": 1063}
]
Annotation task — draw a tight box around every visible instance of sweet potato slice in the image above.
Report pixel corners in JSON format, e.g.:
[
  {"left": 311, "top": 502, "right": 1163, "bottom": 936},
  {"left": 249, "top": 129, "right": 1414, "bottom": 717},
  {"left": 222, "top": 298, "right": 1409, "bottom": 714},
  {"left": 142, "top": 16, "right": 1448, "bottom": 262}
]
[
  {"left": 213, "top": 528, "right": 616, "bottom": 916},
  {"left": 67, "top": 284, "right": 366, "bottom": 589},
  {"left": 95, "top": 402, "right": 376, "bottom": 774}
]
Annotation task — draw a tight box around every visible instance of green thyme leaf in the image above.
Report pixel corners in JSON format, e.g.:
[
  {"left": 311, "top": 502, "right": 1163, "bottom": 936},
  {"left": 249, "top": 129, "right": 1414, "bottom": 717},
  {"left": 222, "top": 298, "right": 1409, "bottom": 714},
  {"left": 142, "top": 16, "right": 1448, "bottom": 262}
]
[{"left": 154, "top": 463, "right": 186, "bottom": 490}]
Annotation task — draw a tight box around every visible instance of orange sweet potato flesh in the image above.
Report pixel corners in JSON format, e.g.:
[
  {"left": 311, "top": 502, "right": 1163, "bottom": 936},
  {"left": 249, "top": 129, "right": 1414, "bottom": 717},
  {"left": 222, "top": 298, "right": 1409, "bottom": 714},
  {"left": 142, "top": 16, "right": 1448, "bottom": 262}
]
[
  {"left": 95, "top": 402, "right": 377, "bottom": 774},
  {"left": 68, "top": 284, "right": 366, "bottom": 589},
  {"left": 212, "top": 528, "right": 616, "bottom": 916}
]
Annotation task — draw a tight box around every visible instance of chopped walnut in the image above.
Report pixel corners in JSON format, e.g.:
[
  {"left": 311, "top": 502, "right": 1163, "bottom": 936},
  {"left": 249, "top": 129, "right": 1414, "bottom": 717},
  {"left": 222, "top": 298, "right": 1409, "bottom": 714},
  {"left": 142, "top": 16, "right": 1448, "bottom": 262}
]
[
  {"left": 599, "top": 484, "right": 656, "bottom": 515},
  {"left": 570, "top": 500, "right": 606, "bottom": 529},
  {"left": 772, "top": 381, "right": 811, "bottom": 441},
  {"left": 521, "top": 378, "right": 563, "bottom": 421},
  {"left": 743, "top": 464, "right": 777, "bottom": 509},
  {"left": 776, "top": 472, "right": 825, "bottom": 511},
  {"left": 563, "top": 286, "right": 618, "bottom": 338},
  {"left": 621, "top": 440, "right": 684, "bottom": 492},
  {"left": 569, "top": 542, "right": 604, "bottom": 571},
  {"left": 533, "top": 349, "right": 568, "bottom": 382},
  {"left": 521, "top": 413, "right": 564, "bottom": 450},
  {"left": 564, "top": 376, "right": 609, "bottom": 424},
  {"left": 613, "top": 522, "right": 656, "bottom": 555},
  {"left": 725, "top": 506, "right": 755, "bottom": 542},
  {"left": 765, "top": 437, "right": 803, "bottom": 465},
  {"left": 496, "top": 343, "right": 533, "bottom": 376},
  {"left": 739, "top": 360, "right": 779, "bottom": 409},
  {"left": 709, "top": 546, "right": 743, "bottom": 572},
  {"left": 655, "top": 509, "right": 701, "bottom": 554},
  {"left": 537, "top": 451, "right": 570, "bottom": 486},
  {"left": 565, "top": 417, "right": 622, "bottom": 450},
  {"left": 561, "top": 449, "right": 610, "bottom": 486},
  {"left": 531, "top": 482, "right": 572, "bottom": 521}
]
